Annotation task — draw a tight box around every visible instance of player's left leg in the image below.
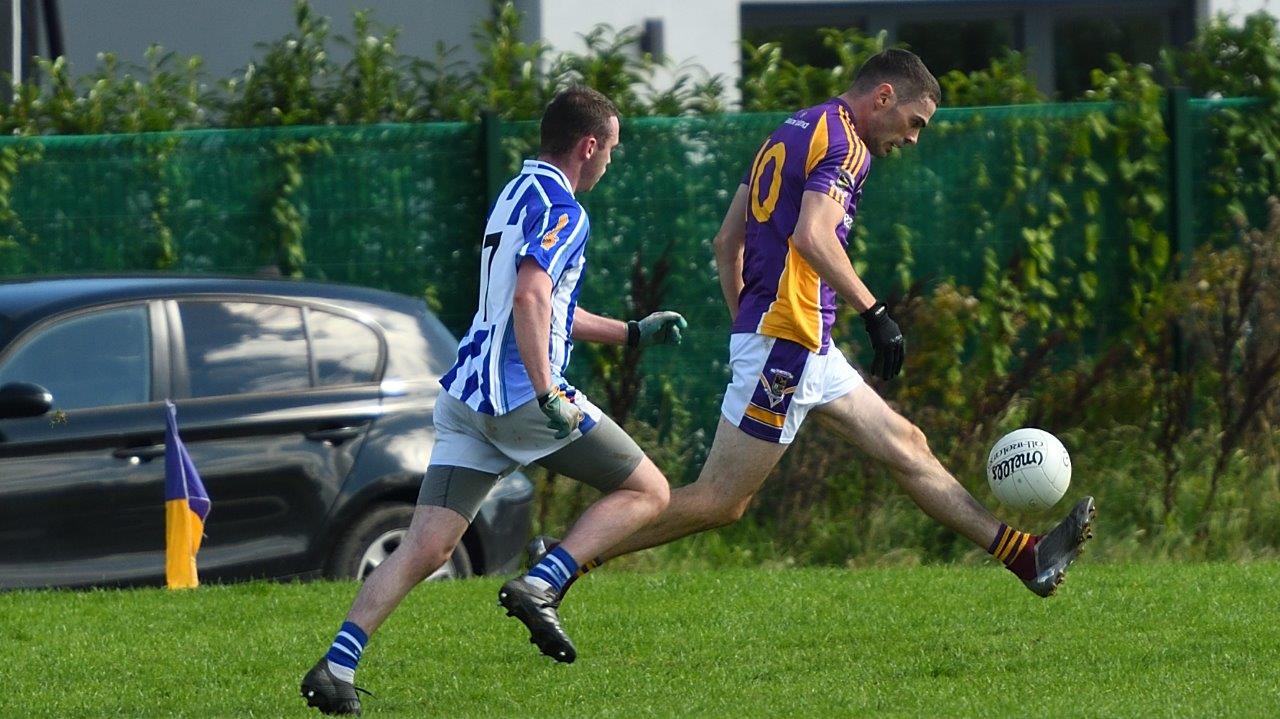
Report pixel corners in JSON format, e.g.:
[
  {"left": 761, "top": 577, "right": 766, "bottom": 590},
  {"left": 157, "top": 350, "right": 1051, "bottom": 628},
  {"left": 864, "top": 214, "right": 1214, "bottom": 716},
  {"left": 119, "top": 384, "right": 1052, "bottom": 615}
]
[
  {"left": 812, "top": 381, "right": 1095, "bottom": 596},
  {"left": 495, "top": 409, "right": 670, "bottom": 663},
  {"left": 302, "top": 391, "right": 509, "bottom": 715},
  {"left": 813, "top": 384, "right": 1001, "bottom": 546},
  {"left": 301, "top": 502, "right": 475, "bottom": 715}
]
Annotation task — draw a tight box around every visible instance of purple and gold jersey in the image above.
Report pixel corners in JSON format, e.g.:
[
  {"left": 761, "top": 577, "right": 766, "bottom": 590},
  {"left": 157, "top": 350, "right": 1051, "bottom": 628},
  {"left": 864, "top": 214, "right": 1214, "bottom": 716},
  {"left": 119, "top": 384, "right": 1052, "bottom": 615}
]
[{"left": 731, "top": 97, "right": 872, "bottom": 353}]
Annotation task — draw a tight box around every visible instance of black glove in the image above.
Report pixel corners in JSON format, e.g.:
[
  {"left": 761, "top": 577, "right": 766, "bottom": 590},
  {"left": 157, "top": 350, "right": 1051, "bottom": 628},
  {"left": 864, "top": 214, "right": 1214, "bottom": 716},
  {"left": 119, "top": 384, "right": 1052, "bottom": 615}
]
[{"left": 860, "top": 302, "right": 904, "bottom": 381}]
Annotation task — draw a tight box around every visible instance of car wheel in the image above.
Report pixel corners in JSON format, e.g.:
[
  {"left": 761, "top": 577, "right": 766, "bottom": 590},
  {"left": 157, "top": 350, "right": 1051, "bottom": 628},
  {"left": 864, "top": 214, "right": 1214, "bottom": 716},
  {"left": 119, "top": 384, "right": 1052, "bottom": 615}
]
[{"left": 327, "top": 503, "right": 473, "bottom": 581}]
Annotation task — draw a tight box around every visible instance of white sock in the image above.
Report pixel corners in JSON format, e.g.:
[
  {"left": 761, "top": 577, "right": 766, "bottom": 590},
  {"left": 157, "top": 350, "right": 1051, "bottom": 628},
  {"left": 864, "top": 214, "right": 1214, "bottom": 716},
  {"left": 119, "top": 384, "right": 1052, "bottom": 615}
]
[
  {"left": 522, "top": 574, "right": 554, "bottom": 592},
  {"left": 327, "top": 660, "right": 355, "bottom": 684}
]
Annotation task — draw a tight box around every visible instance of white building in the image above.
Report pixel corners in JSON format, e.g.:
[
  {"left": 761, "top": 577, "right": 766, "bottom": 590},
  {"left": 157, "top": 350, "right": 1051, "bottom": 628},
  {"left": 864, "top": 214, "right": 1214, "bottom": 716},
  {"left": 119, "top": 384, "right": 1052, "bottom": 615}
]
[{"left": 3, "top": 0, "right": 1275, "bottom": 104}]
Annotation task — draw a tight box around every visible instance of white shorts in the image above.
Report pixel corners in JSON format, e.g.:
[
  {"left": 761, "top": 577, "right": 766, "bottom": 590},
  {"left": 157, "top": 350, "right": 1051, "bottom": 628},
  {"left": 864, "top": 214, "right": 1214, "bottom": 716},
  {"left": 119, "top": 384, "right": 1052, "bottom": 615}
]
[
  {"left": 720, "top": 333, "right": 864, "bottom": 444},
  {"left": 430, "top": 389, "right": 605, "bottom": 475}
]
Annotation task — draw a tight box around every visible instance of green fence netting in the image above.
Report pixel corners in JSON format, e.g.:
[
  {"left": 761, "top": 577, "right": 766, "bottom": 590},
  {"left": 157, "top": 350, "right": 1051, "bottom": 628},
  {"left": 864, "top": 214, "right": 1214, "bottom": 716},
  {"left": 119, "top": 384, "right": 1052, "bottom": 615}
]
[
  {"left": 1188, "top": 97, "right": 1273, "bottom": 245},
  {"left": 0, "top": 98, "right": 1269, "bottom": 439},
  {"left": 0, "top": 123, "right": 486, "bottom": 330}
]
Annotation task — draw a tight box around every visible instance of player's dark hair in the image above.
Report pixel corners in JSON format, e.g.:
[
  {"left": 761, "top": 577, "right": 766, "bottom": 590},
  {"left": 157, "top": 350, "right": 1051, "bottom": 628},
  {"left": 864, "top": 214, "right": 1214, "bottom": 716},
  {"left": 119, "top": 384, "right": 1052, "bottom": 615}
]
[
  {"left": 851, "top": 49, "right": 941, "bottom": 104},
  {"left": 539, "top": 86, "right": 619, "bottom": 156}
]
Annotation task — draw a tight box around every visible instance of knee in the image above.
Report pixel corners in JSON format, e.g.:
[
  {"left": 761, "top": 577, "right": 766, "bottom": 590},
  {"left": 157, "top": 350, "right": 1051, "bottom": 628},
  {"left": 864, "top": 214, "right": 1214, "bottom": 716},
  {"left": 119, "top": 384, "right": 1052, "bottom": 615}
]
[
  {"left": 402, "top": 535, "right": 455, "bottom": 582},
  {"left": 704, "top": 490, "right": 752, "bottom": 529},
  {"left": 644, "top": 473, "right": 671, "bottom": 514},
  {"left": 890, "top": 421, "right": 934, "bottom": 473},
  {"left": 627, "top": 464, "right": 671, "bottom": 514},
  {"left": 907, "top": 424, "right": 931, "bottom": 456}
]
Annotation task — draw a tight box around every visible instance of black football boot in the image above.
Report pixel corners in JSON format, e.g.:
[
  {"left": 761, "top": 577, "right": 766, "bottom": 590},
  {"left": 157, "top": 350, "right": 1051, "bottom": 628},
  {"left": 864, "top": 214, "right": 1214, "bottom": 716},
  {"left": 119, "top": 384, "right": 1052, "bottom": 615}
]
[
  {"left": 1022, "top": 496, "right": 1097, "bottom": 597},
  {"left": 300, "top": 658, "right": 370, "bottom": 716},
  {"left": 498, "top": 577, "right": 577, "bottom": 663}
]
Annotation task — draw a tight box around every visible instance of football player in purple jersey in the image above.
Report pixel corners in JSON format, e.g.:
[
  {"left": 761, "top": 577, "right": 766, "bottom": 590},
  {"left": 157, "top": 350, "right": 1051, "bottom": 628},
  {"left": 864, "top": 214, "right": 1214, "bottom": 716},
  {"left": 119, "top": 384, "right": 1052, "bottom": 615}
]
[{"left": 549, "top": 50, "right": 1095, "bottom": 604}]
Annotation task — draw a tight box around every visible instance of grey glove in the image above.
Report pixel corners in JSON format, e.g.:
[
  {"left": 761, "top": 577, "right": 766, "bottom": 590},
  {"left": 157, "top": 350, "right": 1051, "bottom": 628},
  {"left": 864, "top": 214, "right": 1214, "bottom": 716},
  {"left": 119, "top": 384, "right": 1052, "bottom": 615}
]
[
  {"left": 627, "top": 311, "right": 688, "bottom": 347},
  {"left": 537, "top": 387, "right": 583, "bottom": 440}
]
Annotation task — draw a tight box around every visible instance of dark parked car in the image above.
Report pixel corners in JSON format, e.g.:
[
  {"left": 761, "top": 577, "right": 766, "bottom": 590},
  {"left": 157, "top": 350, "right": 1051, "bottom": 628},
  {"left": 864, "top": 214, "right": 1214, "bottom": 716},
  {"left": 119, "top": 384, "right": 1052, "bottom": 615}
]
[{"left": 0, "top": 276, "right": 533, "bottom": 589}]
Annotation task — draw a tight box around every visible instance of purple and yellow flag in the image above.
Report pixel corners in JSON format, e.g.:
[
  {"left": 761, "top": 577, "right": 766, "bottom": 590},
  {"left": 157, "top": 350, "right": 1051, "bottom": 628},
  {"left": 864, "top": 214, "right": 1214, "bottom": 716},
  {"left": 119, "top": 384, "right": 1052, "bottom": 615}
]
[{"left": 164, "top": 400, "right": 210, "bottom": 589}]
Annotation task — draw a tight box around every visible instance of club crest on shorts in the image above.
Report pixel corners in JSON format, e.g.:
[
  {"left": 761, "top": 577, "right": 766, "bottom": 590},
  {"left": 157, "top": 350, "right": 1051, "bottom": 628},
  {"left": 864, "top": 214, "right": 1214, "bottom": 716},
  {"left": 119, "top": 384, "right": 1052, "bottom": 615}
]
[{"left": 759, "top": 369, "right": 796, "bottom": 408}]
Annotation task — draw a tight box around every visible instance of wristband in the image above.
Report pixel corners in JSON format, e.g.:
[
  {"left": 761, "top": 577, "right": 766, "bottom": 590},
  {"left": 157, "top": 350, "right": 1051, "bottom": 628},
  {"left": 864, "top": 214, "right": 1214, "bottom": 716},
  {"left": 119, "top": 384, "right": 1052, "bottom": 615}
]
[{"left": 626, "top": 320, "right": 641, "bottom": 348}]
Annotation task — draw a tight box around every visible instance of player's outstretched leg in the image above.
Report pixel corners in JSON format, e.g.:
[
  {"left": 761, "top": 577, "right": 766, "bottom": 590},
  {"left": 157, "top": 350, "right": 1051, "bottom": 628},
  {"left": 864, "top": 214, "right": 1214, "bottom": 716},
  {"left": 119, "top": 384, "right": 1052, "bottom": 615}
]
[
  {"left": 499, "top": 455, "right": 669, "bottom": 662},
  {"left": 813, "top": 384, "right": 1096, "bottom": 596}
]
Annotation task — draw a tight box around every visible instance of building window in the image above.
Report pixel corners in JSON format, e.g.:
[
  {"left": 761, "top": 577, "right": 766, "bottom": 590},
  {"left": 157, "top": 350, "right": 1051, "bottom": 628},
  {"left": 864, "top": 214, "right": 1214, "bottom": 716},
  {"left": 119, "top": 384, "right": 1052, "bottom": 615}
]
[
  {"left": 899, "top": 19, "right": 1016, "bottom": 77},
  {"left": 740, "top": 4, "right": 865, "bottom": 67},
  {"left": 1054, "top": 14, "right": 1168, "bottom": 98}
]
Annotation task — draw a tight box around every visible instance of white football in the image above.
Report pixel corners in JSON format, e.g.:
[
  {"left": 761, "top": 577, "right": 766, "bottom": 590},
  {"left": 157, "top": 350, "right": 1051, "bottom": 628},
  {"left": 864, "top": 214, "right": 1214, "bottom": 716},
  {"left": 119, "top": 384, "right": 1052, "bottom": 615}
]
[{"left": 986, "top": 428, "right": 1071, "bottom": 512}]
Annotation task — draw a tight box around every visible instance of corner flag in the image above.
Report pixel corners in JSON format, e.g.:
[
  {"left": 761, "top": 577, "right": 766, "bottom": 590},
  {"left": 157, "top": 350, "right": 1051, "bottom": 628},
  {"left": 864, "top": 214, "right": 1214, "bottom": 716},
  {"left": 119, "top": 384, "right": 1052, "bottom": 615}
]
[{"left": 164, "top": 400, "right": 210, "bottom": 589}]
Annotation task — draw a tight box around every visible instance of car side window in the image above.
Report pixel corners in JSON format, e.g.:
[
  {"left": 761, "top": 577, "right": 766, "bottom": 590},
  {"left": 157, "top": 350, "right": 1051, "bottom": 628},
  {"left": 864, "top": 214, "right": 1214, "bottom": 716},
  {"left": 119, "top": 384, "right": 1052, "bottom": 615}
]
[
  {"left": 0, "top": 305, "right": 151, "bottom": 410},
  {"left": 308, "top": 309, "right": 381, "bottom": 386},
  {"left": 179, "top": 301, "right": 309, "bottom": 398}
]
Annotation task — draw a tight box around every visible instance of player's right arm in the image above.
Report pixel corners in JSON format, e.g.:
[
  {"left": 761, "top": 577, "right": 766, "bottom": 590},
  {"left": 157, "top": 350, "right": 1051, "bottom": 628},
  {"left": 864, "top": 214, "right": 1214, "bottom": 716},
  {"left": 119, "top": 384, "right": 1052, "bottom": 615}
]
[
  {"left": 791, "top": 190, "right": 876, "bottom": 313},
  {"left": 511, "top": 198, "right": 587, "bottom": 433},
  {"left": 792, "top": 190, "right": 904, "bottom": 380},
  {"left": 713, "top": 184, "right": 750, "bottom": 321},
  {"left": 511, "top": 256, "right": 555, "bottom": 394},
  {"left": 510, "top": 198, "right": 584, "bottom": 395},
  {"left": 512, "top": 256, "right": 583, "bottom": 435}
]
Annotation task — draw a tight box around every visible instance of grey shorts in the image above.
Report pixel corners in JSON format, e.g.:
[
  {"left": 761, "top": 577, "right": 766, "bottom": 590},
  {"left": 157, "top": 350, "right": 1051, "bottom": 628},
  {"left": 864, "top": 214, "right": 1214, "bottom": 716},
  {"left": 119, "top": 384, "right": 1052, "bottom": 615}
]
[{"left": 418, "top": 391, "right": 645, "bottom": 521}]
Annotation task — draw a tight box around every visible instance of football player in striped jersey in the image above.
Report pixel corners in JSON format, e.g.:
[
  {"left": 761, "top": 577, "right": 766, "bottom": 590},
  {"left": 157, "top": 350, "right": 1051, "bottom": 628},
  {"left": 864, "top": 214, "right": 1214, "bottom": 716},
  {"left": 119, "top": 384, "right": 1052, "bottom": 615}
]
[{"left": 302, "top": 86, "right": 685, "bottom": 714}]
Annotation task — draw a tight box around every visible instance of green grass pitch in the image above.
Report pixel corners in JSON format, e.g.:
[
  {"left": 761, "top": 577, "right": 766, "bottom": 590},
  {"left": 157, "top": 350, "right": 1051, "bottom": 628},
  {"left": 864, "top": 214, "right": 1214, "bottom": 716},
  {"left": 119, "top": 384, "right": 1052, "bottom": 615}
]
[{"left": 3, "top": 564, "right": 1278, "bottom": 717}]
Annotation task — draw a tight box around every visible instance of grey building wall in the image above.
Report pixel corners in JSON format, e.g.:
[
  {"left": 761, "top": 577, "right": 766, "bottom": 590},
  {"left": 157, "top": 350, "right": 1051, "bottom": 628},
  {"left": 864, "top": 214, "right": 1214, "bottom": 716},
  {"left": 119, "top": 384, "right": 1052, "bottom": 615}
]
[
  {"left": 55, "top": 0, "right": 486, "bottom": 81},
  {"left": 9, "top": 0, "right": 1276, "bottom": 108}
]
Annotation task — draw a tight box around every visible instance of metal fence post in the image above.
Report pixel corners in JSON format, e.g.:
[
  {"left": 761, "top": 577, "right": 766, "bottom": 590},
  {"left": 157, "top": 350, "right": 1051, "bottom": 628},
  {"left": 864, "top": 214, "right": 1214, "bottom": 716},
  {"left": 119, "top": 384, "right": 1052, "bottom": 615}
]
[
  {"left": 1167, "top": 86, "right": 1193, "bottom": 379},
  {"left": 1167, "top": 87, "right": 1194, "bottom": 279}
]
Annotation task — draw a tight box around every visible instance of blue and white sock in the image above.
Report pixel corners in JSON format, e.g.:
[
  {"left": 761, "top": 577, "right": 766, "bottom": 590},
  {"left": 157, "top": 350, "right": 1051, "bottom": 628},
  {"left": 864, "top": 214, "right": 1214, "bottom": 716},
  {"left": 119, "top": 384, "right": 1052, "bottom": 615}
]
[
  {"left": 524, "top": 546, "right": 578, "bottom": 595},
  {"left": 325, "top": 621, "right": 368, "bottom": 684}
]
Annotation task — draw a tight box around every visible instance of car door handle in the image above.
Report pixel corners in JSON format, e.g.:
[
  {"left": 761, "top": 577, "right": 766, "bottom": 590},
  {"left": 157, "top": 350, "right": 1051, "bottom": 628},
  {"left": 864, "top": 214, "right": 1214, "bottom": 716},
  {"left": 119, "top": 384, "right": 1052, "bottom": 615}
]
[
  {"left": 304, "top": 426, "right": 364, "bottom": 444},
  {"left": 113, "top": 444, "right": 167, "bottom": 461}
]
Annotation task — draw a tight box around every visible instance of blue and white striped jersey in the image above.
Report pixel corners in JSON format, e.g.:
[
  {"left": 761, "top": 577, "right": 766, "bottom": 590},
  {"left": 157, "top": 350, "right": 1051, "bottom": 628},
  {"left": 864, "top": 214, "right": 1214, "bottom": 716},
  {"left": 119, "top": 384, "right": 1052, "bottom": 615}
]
[{"left": 440, "top": 160, "right": 590, "bottom": 415}]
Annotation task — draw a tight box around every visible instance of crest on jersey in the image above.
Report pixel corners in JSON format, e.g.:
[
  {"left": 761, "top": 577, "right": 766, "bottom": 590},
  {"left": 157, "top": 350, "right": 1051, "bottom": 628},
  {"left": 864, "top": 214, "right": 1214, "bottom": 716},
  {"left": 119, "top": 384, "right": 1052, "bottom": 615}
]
[
  {"left": 836, "top": 168, "right": 857, "bottom": 190},
  {"left": 542, "top": 213, "right": 570, "bottom": 249},
  {"left": 759, "top": 369, "right": 796, "bottom": 408}
]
